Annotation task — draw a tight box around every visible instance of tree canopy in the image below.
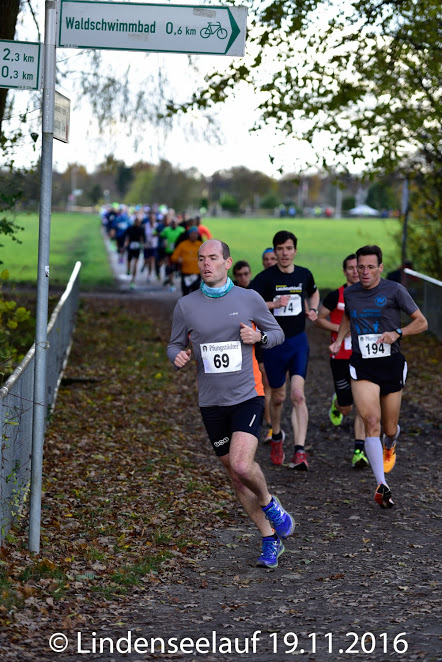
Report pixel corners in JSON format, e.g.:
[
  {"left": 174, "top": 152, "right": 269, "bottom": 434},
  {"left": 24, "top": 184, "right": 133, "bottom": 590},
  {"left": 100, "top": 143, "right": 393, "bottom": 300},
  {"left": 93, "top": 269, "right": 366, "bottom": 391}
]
[
  {"left": 173, "top": 0, "right": 441, "bottom": 177},
  {"left": 168, "top": 0, "right": 441, "bottom": 276}
]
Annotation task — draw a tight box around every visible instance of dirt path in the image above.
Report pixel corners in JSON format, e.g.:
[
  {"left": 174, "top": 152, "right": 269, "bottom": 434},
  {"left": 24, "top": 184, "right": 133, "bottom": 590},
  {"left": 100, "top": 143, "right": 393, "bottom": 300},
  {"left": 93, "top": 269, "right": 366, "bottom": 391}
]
[
  {"left": 3, "top": 245, "right": 440, "bottom": 662},
  {"left": 64, "top": 291, "right": 441, "bottom": 662}
]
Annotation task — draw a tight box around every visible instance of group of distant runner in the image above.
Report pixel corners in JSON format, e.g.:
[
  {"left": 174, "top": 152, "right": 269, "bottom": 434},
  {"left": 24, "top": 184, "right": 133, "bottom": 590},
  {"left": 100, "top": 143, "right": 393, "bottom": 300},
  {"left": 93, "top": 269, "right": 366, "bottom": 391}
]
[
  {"left": 166, "top": 229, "right": 428, "bottom": 569},
  {"left": 100, "top": 203, "right": 212, "bottom": 291}
]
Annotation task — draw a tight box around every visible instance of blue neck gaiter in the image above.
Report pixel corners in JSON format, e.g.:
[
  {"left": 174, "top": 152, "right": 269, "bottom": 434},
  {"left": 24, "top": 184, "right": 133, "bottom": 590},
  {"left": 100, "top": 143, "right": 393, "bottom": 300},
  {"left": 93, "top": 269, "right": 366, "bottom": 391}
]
[{"left": 201, "top": 277, "right": 234, "bottom": 298}]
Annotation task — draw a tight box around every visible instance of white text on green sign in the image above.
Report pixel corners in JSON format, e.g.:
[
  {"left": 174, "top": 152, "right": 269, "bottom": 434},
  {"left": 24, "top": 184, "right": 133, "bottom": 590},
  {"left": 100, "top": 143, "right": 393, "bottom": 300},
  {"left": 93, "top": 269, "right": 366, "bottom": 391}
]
[
  {"left": 58, "top": 1, "right": 247, "bottom": 56},
  {"left": 0, "top": 40, "right": 41, "bottom": 90}
]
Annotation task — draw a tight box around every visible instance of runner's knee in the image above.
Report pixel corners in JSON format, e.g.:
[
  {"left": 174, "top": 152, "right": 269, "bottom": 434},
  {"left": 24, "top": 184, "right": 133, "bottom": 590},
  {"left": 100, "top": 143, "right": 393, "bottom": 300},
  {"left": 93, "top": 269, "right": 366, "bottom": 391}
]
[
  {"left": 362, "top": 413, "right": 381, "bottom": 435},
  {"left": 229, "top": 458, "right": 252, "bottom": 482},
  {"left": 291, "top": 388, "right": 305, "bottom": 407},
  {"left": 271, "top": 390, "right": 285, "bottom": 407}
]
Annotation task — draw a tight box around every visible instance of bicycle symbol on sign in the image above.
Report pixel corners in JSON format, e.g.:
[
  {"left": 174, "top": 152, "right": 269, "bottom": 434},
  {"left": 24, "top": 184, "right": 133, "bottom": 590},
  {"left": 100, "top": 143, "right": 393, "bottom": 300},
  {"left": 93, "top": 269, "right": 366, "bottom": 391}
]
[{"left": 200, "top": 22, "right": 228, "bottom": 39}]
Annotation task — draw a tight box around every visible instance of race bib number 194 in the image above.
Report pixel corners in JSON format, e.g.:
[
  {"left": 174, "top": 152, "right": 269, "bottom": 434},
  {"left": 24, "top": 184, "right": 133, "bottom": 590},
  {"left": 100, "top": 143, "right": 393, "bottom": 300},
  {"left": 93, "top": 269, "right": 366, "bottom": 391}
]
[
  {"left": 358, "top": 334, "right": 391, "bottom": 359},
  {"left": 200, "top": 341, "right": 242, "bottom": 373}
]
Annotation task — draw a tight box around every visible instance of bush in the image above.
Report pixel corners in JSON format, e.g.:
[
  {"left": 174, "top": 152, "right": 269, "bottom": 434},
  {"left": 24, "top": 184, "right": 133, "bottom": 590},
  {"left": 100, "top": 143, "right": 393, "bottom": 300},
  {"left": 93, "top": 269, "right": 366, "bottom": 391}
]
[
  {"left": 219, "top": 193, "right": 240, "bottom": 213},
  {"left": 260, "top": 193, "right": 280, "bottom": 210},
  {"left": 0, "top": 271, "right": 34, "bottom": 384}
]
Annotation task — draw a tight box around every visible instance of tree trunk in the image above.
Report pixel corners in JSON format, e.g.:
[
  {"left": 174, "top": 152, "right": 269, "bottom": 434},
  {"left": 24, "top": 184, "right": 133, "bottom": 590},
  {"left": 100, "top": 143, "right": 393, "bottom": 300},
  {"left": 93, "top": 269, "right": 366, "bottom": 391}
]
[{"left": 0, "top": 0, "right": 21, "bottom": 136}]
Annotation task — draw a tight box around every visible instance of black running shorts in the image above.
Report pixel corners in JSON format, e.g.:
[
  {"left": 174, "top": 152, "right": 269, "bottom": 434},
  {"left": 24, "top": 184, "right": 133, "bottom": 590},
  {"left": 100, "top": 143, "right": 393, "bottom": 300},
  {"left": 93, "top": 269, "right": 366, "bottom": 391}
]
[
  {"left": 127, "top": 248, "right": 141, "bottom": 261},
  {"left": 330, "top": 358, "right": 353, "bottom": 407},
  {"left": 349, "top": 352, "right": 407, "bottom": 396},
  {"left": 200, "top": 396, "right": 265, "bottom": 457}
]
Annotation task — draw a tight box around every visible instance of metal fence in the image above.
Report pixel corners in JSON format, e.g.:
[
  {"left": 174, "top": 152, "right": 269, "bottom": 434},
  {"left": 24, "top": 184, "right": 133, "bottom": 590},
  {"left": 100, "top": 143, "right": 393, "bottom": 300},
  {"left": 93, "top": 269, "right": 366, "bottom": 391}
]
[
  {"left": 0, "top": 262, "right": 81, "bottom": 545},
  {"left": 404, "top": 268, "right": 442, "bottom": 341}
]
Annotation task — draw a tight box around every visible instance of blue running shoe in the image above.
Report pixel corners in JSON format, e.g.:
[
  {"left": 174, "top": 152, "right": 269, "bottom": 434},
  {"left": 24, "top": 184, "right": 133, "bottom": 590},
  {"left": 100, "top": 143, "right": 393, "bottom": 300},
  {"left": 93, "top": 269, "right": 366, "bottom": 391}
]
[
  {"left": 262, "top": 496, "right": 295, "bottom": 539},
  {"left": 256, "top": 536, "right": 284, "bottom": 568}
]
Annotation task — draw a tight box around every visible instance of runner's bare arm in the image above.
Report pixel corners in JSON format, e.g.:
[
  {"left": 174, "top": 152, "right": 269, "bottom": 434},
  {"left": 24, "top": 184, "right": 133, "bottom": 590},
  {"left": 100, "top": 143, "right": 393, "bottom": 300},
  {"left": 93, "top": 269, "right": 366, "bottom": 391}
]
[
  {"left": 377, "top": 308, "right": 428, "bottom": 345},
  {"left": 305, "top": 289, "right": 320, "bottom": 321},
  {"left": 314, "top": 305, "right": 339, "bottom": 332},
  {"left": 266, "top": 294, "right": 291, "bottom": 311},
  {"left": 329, "top": 313, "right": 351, "bottom": 354}
]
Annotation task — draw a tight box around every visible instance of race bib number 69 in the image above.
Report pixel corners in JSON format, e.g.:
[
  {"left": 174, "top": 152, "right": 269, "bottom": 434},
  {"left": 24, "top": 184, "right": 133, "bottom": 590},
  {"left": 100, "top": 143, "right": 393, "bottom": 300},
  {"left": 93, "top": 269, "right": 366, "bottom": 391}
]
[
  {"left": 200, "top": 341, "right": 242, "bottom": 373},
  {"left": 358, "top": 333, "right": 391, "bottom": 359}
]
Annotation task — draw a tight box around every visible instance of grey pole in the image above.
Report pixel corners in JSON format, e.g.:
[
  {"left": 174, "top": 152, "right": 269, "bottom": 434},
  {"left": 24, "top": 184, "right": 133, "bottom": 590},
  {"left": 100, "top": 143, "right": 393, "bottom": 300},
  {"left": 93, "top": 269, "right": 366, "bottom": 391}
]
[
  {"left": 401, "top": 176, "right": 410, "bottom": 265},
  {"left": 335, "top": 184, "right": 342, "bottom": 219},
  {"left": 29, "top": 0, "right": 57, "bottom": 553}
]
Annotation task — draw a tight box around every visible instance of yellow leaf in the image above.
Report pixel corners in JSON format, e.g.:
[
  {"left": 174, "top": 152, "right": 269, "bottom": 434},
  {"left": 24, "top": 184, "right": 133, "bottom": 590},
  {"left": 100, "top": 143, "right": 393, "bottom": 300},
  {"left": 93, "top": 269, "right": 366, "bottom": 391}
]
[{"left": 41, "top": 558, "right": 56, "bottom": 570}]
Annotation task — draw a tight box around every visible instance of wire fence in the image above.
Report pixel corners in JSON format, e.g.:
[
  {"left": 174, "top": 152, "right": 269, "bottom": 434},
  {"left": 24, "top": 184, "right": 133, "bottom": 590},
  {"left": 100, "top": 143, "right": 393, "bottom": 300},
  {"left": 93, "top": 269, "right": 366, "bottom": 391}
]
[
  {"left": 0, "top": 262, "right": 82, "bottom": 545},
  {"left": 404, "top": 268, "right": 442, "bottom": 341}
]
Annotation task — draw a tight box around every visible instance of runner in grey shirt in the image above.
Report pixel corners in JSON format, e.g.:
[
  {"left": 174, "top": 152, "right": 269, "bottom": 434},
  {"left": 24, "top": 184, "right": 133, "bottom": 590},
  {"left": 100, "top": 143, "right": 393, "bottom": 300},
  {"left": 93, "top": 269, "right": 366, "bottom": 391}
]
[
  {"left": 167, "top": 239, "right": 295, "bottom": 569},
  {"left": 330, "top": 245, "right": 428, "bottom": 509},
  {"left": 345, "top": 279, "right": 419, "bottom": 358},
  {"left": 168, "top": 281, "right": 284, "bottom": 408}
]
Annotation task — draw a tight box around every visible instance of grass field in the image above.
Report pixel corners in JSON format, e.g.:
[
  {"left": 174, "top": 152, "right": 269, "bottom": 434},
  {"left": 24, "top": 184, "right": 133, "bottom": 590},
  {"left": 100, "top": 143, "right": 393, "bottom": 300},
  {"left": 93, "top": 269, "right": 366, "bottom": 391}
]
[
  {"left": 2, "top": 212, "right": 114, "bottom": 289},
  {"left": 2, "top": 212, "right": 400, "bottom": 291},
  {"left": 206, "top": 217, "right": 400, "bottom": 289}
]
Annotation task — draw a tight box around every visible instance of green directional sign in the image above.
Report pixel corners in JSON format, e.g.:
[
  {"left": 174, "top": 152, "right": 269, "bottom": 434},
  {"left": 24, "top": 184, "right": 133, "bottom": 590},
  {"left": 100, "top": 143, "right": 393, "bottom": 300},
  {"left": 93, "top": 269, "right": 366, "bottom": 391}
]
[
  {"left": 0, "top": 40, "right": 42, "bottom": 90},
  {"left": 58, "top": 1, "right": 247, "bottom": 56}
]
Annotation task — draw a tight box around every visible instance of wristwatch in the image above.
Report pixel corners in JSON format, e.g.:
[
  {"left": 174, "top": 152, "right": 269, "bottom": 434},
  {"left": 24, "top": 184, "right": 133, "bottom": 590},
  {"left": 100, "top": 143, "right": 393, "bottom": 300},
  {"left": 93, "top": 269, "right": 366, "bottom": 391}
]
[
  {"left": 395, "top": 328, "right": 402, "bottom": 337},
  {"left": 261, "top": 331, "right": 268, "bottom": 345}
]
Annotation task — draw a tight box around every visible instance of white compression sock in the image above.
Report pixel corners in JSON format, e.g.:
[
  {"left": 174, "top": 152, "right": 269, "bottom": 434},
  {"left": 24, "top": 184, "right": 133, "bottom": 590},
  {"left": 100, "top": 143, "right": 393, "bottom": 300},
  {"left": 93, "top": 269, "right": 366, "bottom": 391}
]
[{"left": 364, "top": 436, "right": 387, "bottom": 487}]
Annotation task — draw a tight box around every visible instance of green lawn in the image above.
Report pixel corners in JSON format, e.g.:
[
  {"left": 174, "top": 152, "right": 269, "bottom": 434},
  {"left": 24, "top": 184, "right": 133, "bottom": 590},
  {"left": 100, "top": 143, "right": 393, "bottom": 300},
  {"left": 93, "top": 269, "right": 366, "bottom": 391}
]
[
  {"left": 2, "top": 212, "right": 400, "bottom": 291},
  {"left": 204, "top": 217, "right": 400, "bottom": 290},
  {"left": 2, "top": 212, "right": 114, "bottom": 289}
]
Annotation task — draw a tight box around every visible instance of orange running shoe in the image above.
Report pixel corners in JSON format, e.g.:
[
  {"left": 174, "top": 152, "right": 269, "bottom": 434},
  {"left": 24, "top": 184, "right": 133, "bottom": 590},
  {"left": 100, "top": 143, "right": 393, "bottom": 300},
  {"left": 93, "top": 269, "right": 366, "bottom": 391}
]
[
  {"left": 383, "top": 443, "right": 397, "bottom": 473},
  {"left": 382, "top": 425, "right": 400, "bottom": 473}
]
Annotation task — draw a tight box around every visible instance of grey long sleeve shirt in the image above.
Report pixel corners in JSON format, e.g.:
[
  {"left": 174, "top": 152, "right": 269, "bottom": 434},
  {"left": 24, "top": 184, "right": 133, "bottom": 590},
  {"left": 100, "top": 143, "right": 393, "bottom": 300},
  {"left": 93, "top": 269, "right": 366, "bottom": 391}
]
[{"left": 167, "top": 286, "right": 285, "bottom": 407}]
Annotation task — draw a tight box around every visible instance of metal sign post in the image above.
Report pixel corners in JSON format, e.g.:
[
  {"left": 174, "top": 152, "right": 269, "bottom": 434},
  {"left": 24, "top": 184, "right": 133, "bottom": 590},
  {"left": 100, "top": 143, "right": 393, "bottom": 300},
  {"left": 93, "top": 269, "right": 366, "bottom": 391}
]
[{"left": 28, "top": 0, "right": 58, "bottom": 554}]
